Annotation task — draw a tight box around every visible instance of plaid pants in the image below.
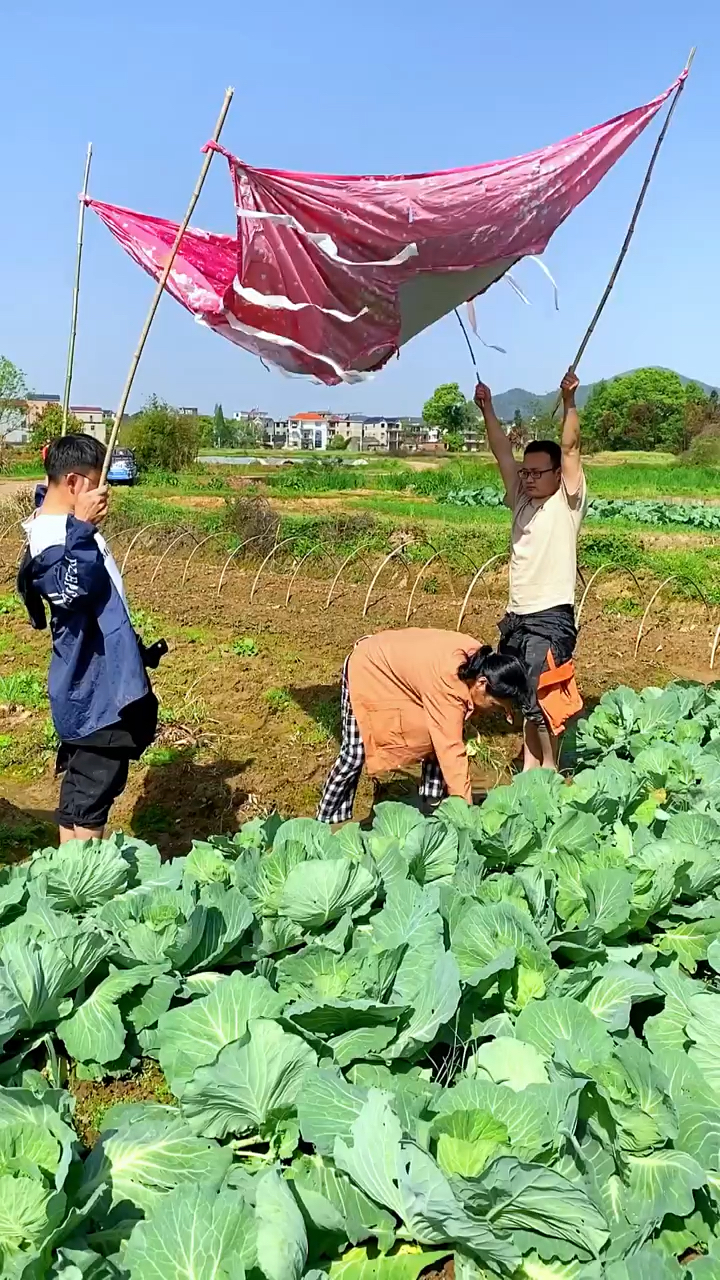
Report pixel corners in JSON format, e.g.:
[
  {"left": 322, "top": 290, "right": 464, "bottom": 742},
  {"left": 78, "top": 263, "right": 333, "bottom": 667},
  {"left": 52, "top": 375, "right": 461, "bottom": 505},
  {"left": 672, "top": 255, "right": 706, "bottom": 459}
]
[{"left": 317, "top": 658, "right": 446, "bottom": 824}]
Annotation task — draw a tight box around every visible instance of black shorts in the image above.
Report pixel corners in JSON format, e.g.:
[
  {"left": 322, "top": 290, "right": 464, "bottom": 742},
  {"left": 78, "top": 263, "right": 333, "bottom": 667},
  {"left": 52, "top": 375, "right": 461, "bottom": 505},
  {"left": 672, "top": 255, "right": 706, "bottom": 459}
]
[
  {"left": 56, "top": 745, "right": 130, "bottom": 829},
  {"left": 498, "top": 605, "right": 577, "bottom": 724},
  {"left": 55, "top": 692, "right": 158, "bottom": 828}
]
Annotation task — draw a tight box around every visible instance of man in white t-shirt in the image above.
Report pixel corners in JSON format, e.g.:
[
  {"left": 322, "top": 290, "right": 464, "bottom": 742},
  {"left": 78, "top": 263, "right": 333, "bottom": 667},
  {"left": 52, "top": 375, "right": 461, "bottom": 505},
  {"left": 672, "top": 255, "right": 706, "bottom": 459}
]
[{"left": 475, "top": 371, "right": 587, "bottom": 770}]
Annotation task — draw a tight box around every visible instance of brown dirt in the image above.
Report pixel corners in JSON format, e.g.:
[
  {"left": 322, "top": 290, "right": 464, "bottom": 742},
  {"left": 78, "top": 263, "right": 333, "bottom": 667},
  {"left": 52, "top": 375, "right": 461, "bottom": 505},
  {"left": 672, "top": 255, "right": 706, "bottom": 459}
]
[
  {"left": 71, "top": 1061, "right": 174, "bottom": 1147},
  {"left": 0, "top": 479, "right": 34, "bottom": 499},
  {"left": 161, "top": 491, "right": 424, "bottom": 515},
  {"left": 163, "top": 494, "right": 226, "bottom": 509},
  {"left": 0, "top": 530, "right": 716, "bottom": 858}
]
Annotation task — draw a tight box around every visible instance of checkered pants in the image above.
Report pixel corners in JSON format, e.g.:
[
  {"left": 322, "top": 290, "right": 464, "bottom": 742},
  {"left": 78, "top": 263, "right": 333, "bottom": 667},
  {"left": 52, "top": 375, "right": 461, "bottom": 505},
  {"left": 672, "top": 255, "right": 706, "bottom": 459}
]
[{"left": 316, "top": 658, "right": 446, "bottom": 824}]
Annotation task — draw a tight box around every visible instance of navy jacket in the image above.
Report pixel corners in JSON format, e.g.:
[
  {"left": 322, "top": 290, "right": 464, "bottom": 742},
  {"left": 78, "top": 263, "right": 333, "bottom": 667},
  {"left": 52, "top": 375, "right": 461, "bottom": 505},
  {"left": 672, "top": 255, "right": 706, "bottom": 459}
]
[{"left": 17, "top": 514, "right": 149, "bottom": 741}]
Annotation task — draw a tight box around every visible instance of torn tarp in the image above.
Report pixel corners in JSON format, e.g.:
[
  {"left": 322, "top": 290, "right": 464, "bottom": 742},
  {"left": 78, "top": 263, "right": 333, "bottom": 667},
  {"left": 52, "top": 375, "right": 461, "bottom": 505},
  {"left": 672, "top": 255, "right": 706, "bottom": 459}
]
[{"left": 88, "top": 73, "right": 684, "bottom": 384}]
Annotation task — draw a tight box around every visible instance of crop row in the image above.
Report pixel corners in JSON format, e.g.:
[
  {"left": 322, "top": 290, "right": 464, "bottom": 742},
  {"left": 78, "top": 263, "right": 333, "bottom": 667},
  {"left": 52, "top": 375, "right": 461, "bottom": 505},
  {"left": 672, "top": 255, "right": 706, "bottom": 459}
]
[{"left": 443, "top": 486, "right": 720, "bottom": 531}]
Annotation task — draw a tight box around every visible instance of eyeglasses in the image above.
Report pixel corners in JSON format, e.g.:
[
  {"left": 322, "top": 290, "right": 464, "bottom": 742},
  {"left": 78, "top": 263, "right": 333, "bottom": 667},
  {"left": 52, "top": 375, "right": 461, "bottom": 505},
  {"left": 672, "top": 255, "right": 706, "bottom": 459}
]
[{"left": 518, "top": 466, "right": 556, "bottom": 481}]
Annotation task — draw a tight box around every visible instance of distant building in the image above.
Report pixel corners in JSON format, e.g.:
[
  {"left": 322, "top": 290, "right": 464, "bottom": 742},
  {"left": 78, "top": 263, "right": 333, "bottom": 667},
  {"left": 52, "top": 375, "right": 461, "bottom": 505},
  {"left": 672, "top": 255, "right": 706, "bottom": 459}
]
[
  {"left": 71, "top": 406, "right": 108, "bottom": 443},
  {"left": 6, "top": 396, "right": 107, "bottom": 445},
  {"left": 178, "top": 406, "right": 198, "bottom": 416},
  {"left": 25, "top": 394, "right": 61, "bottom": 425},
  {"left": 287, "top": 412, "right": 334, "bottom": 450}
]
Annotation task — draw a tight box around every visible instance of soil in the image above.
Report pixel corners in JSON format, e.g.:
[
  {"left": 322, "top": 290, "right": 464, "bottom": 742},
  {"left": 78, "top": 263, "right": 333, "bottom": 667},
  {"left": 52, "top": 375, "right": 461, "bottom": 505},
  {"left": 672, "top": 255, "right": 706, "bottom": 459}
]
[
  {"left": 71, "top": 1061, "right": 174, "bottom": 1147},
  {"left": 1, "top": 514, "right": 715, "bottom": 859},
  {"left": 0, "top": 479, "right": 34, "bottom": 500}
]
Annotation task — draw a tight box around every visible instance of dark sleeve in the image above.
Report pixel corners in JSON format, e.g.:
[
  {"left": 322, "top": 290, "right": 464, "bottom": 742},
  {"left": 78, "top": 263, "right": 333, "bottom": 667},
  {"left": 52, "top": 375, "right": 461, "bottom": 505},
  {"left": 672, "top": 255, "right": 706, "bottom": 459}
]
[{"left": 33, "top": 518, "right": 109, "bottom": 611}]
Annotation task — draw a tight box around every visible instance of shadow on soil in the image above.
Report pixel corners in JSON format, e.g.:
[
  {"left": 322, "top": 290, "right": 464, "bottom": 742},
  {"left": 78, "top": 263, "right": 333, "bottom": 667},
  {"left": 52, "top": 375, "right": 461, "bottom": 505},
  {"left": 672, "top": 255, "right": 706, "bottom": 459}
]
[
  {"left": 130, "top": 756, "right": 250, "bottom": 854},
  {"left": 289, "top": 684, "right": 343, "bottom": 740},
  {"left": 0, "top": 797, "right": 56, "bottom": 863}
]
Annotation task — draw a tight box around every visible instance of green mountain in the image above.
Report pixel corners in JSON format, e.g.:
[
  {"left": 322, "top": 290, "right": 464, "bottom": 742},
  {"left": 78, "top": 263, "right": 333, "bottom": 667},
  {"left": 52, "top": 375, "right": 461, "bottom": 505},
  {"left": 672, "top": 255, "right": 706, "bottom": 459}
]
[{"left": 492, "top": 369, "right": 719, "bottom": 423}]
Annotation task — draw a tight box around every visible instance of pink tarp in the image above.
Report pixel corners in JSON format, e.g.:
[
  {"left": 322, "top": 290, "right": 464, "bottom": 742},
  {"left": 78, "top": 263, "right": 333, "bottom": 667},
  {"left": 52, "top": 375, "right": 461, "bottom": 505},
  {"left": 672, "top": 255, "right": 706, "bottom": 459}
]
[{"left": 88, "top": 75, "right": 683, "bottom": 385}]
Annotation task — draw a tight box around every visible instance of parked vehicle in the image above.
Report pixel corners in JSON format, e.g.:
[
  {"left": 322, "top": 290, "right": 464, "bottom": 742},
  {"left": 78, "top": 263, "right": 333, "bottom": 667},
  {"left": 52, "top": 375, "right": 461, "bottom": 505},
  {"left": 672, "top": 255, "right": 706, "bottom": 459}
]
[{"left": 107, "top": 447, "right": 138, "bottom": 486}]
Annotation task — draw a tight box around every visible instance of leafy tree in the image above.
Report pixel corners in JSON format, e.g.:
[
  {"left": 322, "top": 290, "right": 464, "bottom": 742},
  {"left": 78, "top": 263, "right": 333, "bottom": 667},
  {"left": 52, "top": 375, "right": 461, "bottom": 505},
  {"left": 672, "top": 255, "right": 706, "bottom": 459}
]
[
  {"left": 423, "top": 382, "right": 482, "bottom": 447},
  {"left": 0, "top": 355, "right": 27, "bottom": 442},
  {"left": 327, "top": 433, "right": 349, "bottom": 450},
  {"left": 213, "top": 403, "right": 237, "bottom": 449},
  {"left": 422, "top": 383, "right": 467, "bottom": 432},
  {"left": 130, "top": 396, "right": 201, "bottom": 472},
  {"left": 197, "top": 415, "right": 215, "bottom": 447},
  {"left": 29, "top": 403, "right": 83, "bottom": 451},
  {"left": 443, "top": 430, "right": 465, "bottom": 452},
  {"left": 582, "top": 369, "right": 705, "bottom": 453},
  {"left": 235, "top": 415, "right": 266, "bottom": 449}
]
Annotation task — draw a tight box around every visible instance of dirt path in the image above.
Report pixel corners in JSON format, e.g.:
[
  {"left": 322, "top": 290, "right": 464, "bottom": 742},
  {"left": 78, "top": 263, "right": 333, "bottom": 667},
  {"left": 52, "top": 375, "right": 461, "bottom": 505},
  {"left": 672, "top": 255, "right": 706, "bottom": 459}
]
[{"left": 0, "top": 479, "right": 33, "bottom": 499}]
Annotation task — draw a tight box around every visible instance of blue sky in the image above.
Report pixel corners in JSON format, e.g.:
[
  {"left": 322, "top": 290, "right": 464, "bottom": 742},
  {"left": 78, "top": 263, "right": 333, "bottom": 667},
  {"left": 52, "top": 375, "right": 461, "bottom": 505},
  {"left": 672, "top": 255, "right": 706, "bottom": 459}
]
[{"left": 1, "top": 0, "right": 716, "bottom": 417}]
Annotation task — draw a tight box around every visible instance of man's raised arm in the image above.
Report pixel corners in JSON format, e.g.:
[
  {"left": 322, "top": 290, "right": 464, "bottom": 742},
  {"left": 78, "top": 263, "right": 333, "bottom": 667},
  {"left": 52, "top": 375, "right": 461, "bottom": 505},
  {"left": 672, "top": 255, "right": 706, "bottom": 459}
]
[
  {"left": 560, "top": 369, "right": 583, "bottom": 495},
  {"left": 474, "top": 382, "right": 519, "bottom": 502}
]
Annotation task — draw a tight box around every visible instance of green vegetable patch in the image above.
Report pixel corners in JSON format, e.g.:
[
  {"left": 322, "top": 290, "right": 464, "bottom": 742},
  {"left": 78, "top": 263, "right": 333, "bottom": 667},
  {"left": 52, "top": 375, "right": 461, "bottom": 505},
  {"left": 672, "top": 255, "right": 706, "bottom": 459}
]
[{"left": 3, "top": 680, "right": 720, "bottom": 1275}]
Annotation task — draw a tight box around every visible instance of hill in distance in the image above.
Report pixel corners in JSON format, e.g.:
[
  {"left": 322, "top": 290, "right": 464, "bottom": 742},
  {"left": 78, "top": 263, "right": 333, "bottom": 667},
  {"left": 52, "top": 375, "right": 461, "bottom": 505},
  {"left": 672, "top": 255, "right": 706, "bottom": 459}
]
[{"left": 492, "top": 369, "right": 719, "bottom": 422}]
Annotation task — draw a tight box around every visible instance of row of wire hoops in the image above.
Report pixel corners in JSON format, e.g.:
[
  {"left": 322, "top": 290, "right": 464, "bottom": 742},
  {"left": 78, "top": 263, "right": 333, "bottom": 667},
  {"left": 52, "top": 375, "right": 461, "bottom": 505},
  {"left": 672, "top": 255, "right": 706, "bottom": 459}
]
[{"left": 1, "top": 517, "right": 718, "bottom": 665}]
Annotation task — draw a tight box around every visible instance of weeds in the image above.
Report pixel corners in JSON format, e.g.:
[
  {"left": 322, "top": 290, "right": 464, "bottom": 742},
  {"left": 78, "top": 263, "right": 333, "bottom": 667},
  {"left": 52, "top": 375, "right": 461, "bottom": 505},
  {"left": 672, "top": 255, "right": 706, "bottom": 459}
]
[
  {"left": 132, "top": 803, "right": 175, "bottom": 839},
  {"left": 143, "top": 745, "right": 197, "bottom": 767},
  {"left": 0, "top": 816, "right": 55, "bottom": 861},
  {"left": 0, "top": 671, "right": 46, "bottom": 709},
  {"left": 602, "top": 596, "right": 642, "bottom": 617},
  {"left": 264, "top": 687, "right": 292, "bottom": 713},
  {"left": 130, "top": 608, "right": 163, "bottom": 644},
  {"left": 0, "top": 716, "right": 57, "bottom": 778},
  {"left": 0, "top": 593, "right": 22, "bottom": 616},
  {"left": 230, "top": 637, "right": 259, "bottom": 658}
]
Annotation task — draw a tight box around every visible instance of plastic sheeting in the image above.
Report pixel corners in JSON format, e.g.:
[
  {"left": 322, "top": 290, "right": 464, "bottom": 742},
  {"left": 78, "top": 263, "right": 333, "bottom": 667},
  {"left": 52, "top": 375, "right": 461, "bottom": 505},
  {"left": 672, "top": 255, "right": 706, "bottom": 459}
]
[{"left": 88, "top": 74, "right": 683, "bottom": 385}]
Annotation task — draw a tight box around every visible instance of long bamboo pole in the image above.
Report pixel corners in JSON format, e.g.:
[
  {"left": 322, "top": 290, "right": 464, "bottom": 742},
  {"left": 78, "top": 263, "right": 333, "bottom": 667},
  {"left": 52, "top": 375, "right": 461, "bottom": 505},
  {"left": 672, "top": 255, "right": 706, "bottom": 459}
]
[
  {"left": 550, "top": 48, "right": 696, "bottom": 417},
  {"left": 62, "top": 142, "right": 93, "bottom": 435},
  {"left": 100, "top": 87, "right": 234, "bottom": 485}
]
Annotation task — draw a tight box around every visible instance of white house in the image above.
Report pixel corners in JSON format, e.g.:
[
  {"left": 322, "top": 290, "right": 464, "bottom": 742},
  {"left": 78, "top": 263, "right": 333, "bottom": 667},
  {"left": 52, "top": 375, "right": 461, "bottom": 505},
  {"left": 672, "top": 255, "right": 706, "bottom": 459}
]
[
  {"left": 71, "top": 406, "right": 108, "bottom": 443},
  {"left": 286, "top": 413, "right": 333, "bottom": 450}
]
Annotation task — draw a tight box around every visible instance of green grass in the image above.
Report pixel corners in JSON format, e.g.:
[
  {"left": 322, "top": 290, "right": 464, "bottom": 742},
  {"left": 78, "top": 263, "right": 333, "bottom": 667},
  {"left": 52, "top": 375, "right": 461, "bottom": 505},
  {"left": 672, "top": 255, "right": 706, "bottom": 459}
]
[
  {"left": 0, "top": 671, "right": 46, "bottom": 709},
  {"left": 303, "top": 692, "right": 342, "bottom": 741},
  {"left": 3, "top": 459, "right": 43, "bottom": 478},
  {"left": 132, "top": 803, "right": 176, "bottom": 838},
  {"left": 0, "top": 716, "right": 58, "bottom": 779},
  {"left": 230, "top": 637, "right": 259, "bottom": 657},
  {"left": 0, "top": 593, "right": 22, "bottom": 616},
  {"left": 264, "top": 687, "right": 292, "bottom": 713},
  {"left": 0, "top": 816, "right": 56, "bottom": 861},
  {"left": 178, "top": 625, "right": 212, "bottom": 645},
  {"left": 602, "top": 596, "right": 643, "bottom": 617},
  {"left": 129, "top": 607, "right": 163, "bottom": 644},
  {"left": 143, "top": 745, "right": 197, "bottom": 767}
]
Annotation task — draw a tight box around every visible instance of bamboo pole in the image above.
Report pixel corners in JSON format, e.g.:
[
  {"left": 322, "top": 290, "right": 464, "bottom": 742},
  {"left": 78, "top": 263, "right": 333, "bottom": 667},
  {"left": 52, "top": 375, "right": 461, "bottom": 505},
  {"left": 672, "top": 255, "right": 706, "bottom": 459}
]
[
  {"left": 100, "top": 87, "right": 234, "bottom": 485},
  {"left": 550, "top": 48, "right": 696, "bottom": 417},
  {"left": 62, "top": 142, "right": 93, "bottom": 435}
]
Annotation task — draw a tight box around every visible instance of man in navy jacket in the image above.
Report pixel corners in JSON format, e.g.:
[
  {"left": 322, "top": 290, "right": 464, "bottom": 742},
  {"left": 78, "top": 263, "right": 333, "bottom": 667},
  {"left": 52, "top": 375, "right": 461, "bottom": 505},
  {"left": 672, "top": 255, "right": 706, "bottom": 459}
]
[{"left": 18, "top": 435, "right": 164, "bottom": 843}]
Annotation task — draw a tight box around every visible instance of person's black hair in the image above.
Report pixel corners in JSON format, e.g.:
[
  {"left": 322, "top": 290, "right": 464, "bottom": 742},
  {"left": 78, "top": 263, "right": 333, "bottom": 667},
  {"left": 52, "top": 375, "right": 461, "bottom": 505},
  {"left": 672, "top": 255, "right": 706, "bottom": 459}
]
[
  {"left": 45, "top": 434, "right": 106, "bottom": 482},
  {"left": 458, "top": 644, "right": 529, "bottom": 705},
  {"left": 524, "top": 439, "right": 561, "bottom": 470}
]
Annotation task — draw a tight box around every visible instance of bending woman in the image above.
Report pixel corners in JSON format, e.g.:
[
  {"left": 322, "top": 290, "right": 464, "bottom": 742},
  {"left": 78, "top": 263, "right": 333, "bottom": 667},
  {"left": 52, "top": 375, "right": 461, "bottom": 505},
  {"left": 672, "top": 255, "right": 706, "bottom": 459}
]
[{"left": 317, "top": 628, "right": 528, "bottom": 824}]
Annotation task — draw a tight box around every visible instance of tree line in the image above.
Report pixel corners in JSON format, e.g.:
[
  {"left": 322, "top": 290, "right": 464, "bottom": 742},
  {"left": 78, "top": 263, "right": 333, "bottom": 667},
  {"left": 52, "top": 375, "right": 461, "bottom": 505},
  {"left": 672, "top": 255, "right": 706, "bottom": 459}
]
[
  {"left": 2, "top": 351, "right": 720, "bottom": 472},
  {"left": 421, "top": 368, "right": 720, "bottom": 459}
]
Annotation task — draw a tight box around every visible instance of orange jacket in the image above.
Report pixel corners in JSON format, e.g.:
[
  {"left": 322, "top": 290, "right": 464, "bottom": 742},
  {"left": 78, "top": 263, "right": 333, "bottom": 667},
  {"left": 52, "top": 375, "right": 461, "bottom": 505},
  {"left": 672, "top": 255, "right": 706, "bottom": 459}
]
[{"left": 347, "top": 629, "right": 479, "bottom": 802}]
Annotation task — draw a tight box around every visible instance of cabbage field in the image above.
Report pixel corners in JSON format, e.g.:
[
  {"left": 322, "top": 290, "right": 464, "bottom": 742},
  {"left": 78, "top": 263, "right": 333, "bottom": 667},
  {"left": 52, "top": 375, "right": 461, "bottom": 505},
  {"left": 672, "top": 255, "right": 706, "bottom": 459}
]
[
  {"left": 443, "top": 487, "right": 720, "bottom": 532},
  {"left": 5, "top": 680, "right": 720, "bottom": 1278}
]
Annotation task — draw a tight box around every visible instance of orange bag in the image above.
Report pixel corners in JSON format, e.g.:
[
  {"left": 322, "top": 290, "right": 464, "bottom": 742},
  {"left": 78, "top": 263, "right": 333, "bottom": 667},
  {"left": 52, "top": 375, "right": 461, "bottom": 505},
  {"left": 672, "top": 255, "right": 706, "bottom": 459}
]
[{"left": 537, "top": 650, "right": 583, "bottom": 735}]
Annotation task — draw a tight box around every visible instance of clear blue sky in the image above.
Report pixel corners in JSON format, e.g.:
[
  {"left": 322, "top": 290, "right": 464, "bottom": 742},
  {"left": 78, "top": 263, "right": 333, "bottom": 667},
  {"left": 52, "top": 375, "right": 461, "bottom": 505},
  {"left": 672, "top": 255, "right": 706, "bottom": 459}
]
[{"left": 1, "top": 0, "right": 716, "bottom": 417}]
